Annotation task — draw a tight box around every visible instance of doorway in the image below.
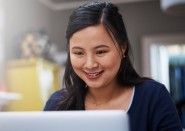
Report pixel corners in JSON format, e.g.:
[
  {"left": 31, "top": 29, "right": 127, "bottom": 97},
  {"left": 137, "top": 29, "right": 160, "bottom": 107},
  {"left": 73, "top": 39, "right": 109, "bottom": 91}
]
[{"left": 142, "top": 33, "right": 185, "bottom": 128}]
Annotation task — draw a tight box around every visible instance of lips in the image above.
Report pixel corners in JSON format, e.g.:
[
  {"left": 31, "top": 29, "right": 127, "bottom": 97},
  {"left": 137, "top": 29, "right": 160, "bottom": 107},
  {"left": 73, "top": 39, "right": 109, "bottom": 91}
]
[{"left": 84, "top": 71, "right": 104, "bottom": 79}]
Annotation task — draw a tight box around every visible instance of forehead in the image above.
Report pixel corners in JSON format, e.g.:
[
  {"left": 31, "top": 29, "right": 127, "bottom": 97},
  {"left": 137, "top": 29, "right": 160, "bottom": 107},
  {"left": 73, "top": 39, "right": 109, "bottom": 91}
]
[{"left": 69, "top": 24, "right": 117, "bottom": 49}]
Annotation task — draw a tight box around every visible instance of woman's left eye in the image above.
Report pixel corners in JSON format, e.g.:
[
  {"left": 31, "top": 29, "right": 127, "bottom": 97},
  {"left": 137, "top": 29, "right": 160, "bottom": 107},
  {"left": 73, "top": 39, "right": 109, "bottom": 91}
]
[{"left": 96, "top": 50, "right": 107, "bottom": 55}]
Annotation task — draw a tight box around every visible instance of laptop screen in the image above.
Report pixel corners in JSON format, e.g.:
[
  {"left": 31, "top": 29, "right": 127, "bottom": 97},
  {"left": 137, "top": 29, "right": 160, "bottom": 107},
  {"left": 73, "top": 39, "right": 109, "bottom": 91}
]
[{"left": 0, "top": 110, "right": 129, "bottom": 131}]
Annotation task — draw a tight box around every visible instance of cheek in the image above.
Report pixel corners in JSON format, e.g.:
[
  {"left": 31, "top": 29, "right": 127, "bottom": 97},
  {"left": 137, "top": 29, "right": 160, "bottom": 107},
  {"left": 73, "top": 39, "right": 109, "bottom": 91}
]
[
  {"left": 106, "top": 61, "right": 121, "bottom": 71},
  {"left": 102, "top": 55, "right": 122, "bottom": 69},
  {"left": 70, "top": 56, "right": 83, "bottom": 70}
]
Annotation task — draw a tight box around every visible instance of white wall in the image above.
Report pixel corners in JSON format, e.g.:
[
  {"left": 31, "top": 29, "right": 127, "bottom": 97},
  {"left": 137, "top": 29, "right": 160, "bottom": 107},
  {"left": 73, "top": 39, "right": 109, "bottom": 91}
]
[
  {"left": 0, "top": 0, "right": 5, "bottom": 82},
  {"left": 0, "top": 0, "right": 5, "bottom": 63},
  {"left": 49, "top": 9, "right": 73, "bottom": 51},
  {"left": 4, "top": 0, "right": 55, "bottom": 59}
]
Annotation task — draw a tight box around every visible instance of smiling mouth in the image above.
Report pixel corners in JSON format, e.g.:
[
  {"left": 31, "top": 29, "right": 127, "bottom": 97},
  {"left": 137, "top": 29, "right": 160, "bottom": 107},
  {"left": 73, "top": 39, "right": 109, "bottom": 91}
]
[{"left": 84, "top": 71, "right": 104, "bottom": 79}]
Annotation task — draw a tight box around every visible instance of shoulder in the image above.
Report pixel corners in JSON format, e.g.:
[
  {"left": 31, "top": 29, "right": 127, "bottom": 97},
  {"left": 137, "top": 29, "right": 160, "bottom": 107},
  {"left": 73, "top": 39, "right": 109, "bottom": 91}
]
[
  {"left": 134, "top": 79, "right": 178, "bottom": 119},
  {"left": 135, "top": 79, "right": 168, "bottom": 96},
  {"left": 133, "top": 79, "right": 172, "bottom": 112},
  {"left": 136, "top": 79, "right": 165, "bottom": 89},
  {"left": 129, "top": 80, "right": 182, "bottom": 130},
  {"left": 43, "top": 89, "right": 66, "bottom": 111}
]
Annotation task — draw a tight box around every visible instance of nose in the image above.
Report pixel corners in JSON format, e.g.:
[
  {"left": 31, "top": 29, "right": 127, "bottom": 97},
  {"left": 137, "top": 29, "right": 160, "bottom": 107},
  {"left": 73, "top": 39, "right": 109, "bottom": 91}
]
[{"left": 84, "top": 55, "right": 98, "bottom": 70}]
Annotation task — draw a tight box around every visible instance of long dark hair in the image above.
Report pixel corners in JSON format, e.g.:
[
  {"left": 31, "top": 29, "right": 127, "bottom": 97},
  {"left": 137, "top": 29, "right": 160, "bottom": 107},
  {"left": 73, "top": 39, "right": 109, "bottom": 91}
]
[{"left": 56, "top": 2, "right": 149, "bottom": 110}]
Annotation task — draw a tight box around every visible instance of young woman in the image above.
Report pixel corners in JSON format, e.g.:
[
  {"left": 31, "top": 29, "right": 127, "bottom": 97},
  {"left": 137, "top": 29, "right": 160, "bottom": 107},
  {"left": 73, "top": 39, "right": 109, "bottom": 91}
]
[{"left": 44, "top": 2, "right": 182, "bottom": 131}]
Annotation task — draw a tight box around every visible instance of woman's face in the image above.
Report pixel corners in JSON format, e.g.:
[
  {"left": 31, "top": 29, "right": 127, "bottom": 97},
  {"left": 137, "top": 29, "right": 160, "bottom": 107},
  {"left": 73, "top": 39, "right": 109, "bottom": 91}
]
[{"left": 69, "top": 24, "right": 126, "bottom": 89}]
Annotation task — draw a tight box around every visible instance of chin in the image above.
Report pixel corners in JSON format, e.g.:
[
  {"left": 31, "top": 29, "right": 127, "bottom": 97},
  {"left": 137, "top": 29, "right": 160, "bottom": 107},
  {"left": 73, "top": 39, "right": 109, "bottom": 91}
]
[{"left": 86, "top": 83, "right": 103, "bottom": 89}]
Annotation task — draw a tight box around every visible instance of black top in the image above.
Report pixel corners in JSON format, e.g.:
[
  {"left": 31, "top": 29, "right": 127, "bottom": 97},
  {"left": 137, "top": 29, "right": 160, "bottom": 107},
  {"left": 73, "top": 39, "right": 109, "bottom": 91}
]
[{"left": 44, "top": 80, "right": 183, "bottom": 131}]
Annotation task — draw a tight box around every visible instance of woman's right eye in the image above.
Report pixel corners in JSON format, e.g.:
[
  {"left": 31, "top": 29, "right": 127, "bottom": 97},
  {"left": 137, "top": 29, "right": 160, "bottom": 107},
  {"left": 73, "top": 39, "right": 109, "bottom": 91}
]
[{"left": 74, "top": 52, "right": 84, "bottom": 56}]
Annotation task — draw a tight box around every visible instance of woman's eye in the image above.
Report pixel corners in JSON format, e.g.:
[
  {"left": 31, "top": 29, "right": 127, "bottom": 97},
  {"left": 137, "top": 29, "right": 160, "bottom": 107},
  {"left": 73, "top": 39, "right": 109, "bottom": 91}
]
[
  {"left": 74, "top": 52, "right": 84, "bottom": 56},
  {"left": 96, "top": 50, "right": 107, "bottom": 55}
]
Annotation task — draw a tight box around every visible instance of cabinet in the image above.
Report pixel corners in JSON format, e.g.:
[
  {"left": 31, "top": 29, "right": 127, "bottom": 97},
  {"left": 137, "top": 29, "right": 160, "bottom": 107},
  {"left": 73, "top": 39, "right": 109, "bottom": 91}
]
[{"left": 5, "top": 58, "right": 61, "bottom": 111}]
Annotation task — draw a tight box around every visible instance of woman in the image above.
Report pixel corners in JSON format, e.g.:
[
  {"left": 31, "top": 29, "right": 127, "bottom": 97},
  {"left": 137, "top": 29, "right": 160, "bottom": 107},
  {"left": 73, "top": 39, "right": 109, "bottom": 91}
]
[{"left": 44, "top": 2, "right": 182, "bottom": 131}]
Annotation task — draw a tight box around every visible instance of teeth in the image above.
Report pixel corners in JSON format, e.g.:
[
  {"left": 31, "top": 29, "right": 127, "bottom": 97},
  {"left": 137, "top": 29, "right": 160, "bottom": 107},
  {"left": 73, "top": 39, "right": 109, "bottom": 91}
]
[
  {"left": 85, "top": 71, "right": 103, "bottom": 77},
  {"left": 88, "top": 73, "right": 98, "bottom": 76},
  {"left": 87, "top": 72, "right": 101, "bottom": 76}
]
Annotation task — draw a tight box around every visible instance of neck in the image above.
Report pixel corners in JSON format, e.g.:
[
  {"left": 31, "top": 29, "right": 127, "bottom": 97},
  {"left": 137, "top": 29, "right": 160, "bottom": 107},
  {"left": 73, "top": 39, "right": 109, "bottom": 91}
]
[{"left": 86, "top": 83, "right": 122, "bottom": 106}]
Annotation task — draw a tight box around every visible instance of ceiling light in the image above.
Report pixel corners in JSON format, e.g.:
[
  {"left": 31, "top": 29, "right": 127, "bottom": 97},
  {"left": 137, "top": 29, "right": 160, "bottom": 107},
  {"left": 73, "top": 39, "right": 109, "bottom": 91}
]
[{"left": 161, "top": 0, "right": 185, "bottom": 15}]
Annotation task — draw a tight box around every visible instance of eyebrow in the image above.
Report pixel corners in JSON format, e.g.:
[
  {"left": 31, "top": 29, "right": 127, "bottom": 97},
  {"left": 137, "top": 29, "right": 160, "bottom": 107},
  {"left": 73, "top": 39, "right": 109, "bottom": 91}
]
[
  {"left": 94, "top": 45, "right": 109, "bottom": 49},
  {"left": 71, "top": 45, "right": 110, "bottom": 50}
]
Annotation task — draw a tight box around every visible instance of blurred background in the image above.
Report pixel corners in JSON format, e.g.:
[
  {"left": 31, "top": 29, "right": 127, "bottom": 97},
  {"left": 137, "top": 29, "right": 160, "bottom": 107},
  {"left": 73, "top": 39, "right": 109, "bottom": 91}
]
[{"left": 0, "top": 0, "right": 185, "bottom": 127}]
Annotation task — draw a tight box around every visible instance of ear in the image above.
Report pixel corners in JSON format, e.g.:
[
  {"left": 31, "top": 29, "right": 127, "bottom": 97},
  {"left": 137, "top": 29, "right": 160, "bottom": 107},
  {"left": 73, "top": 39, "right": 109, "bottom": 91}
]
[{"left": 121, "top": 45, "right": 127, "bottom": 57}]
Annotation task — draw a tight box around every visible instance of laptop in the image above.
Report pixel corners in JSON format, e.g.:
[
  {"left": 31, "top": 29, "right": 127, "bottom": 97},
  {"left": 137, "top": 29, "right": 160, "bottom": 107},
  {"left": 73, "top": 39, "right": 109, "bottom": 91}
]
[{"left": 0, "top": 110, "right": 129, "bottom": 131}]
